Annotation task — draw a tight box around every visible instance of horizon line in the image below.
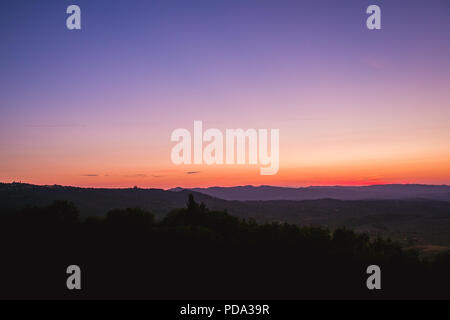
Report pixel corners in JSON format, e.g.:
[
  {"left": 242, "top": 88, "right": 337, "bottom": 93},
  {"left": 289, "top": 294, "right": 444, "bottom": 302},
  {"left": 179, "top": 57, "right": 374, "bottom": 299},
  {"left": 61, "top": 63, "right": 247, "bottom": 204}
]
[{"left": 2, "top": 181, "right": 450, "bottom": 191}]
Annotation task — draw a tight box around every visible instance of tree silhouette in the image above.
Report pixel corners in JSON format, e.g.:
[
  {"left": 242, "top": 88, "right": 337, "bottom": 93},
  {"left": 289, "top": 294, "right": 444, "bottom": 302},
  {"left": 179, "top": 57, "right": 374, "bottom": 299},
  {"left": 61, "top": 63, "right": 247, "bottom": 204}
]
[{"left": 187, "top": 193, "right": 199, "bottom": 211}]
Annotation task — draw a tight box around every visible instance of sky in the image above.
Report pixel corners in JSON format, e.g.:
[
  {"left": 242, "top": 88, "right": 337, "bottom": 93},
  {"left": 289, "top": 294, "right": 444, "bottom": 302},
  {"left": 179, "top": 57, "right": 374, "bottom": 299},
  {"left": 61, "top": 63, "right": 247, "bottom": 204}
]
[{"left": 1, "top": 0, "right": 450, "bottom": 188}]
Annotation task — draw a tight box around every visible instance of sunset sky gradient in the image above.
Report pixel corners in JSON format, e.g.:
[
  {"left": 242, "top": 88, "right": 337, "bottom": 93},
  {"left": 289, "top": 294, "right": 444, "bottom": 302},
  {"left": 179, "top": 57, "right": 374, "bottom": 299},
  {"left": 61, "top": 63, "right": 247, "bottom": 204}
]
[{"left": 1, "top": 0, "right": 450, "bottom": 188}]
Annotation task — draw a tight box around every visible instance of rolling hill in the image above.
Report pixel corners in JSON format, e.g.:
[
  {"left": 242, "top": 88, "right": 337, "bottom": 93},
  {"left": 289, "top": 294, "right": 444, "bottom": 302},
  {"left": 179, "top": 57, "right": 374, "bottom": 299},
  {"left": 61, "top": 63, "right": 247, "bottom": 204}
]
[
  {"left": 2, "top": 182, "right": 450, "bottom": 248},
  {"left": 176, "top": 184, "right": 450, "bottom": 201}
]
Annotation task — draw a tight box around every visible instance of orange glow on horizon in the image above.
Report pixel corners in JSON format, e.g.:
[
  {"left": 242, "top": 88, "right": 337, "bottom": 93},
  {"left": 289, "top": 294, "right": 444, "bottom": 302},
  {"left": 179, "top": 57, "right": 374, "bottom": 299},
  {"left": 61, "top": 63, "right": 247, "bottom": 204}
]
[{"left": 4, "top": 155, "right": 450, "bottom": 189}]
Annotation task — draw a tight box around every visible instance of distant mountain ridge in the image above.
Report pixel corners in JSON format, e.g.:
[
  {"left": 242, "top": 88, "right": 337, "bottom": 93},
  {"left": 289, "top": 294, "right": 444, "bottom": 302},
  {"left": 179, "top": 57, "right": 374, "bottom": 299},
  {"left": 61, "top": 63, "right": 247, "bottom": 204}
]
[{"left": 170, "top": 184, "right": 450, "bottom": 201}]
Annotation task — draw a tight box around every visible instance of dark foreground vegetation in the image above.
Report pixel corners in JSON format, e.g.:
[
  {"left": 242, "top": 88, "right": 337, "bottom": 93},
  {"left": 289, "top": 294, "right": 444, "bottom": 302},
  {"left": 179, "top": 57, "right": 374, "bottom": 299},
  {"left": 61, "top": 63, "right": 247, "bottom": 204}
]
[
  {"left": 0, "top": 195, "right": 449, "bottom": 299},
  {"left": 3, "top": 183, "right": 450, "bottom": 248}
]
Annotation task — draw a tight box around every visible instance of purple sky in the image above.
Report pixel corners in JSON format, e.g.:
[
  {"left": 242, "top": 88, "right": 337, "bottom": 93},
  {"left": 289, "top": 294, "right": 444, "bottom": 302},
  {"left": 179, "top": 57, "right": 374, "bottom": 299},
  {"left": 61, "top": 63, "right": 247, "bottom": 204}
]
[{"left": 1, "top": 0, "right": 450, "bottom": 187}]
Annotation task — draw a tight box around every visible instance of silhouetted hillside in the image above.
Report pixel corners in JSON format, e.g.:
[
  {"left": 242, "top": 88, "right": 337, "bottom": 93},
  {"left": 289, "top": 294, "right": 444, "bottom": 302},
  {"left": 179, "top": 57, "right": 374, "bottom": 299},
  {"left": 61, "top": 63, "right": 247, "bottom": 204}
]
[
  {"left": 2, "top": 182, "right": 450, "bottom": 248},
  {"left": 0, "top": 196, "right": 449, "bottom": 299},
  {"left": 0, "top": 182, "right": 217, "bottom": 218}
]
